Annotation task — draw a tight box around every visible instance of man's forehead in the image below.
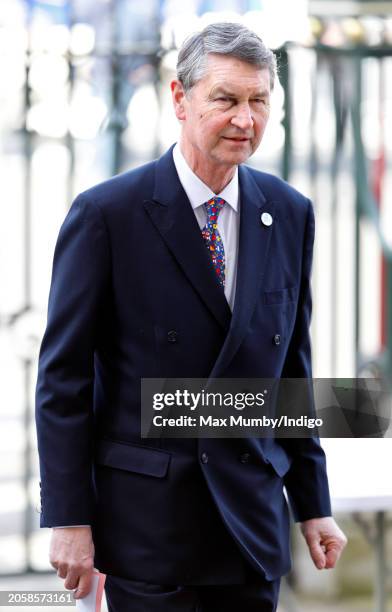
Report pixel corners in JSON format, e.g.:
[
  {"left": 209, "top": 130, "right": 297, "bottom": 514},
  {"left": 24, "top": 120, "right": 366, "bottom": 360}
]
[{"left": 202, "top": 55, "right": 270, "bottom": 87}]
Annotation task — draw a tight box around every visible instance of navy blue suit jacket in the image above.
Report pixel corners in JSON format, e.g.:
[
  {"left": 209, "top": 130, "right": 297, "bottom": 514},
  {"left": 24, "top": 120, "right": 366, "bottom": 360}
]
[{"left": 35, "top": 145, "right": 331, "bottom": 584}]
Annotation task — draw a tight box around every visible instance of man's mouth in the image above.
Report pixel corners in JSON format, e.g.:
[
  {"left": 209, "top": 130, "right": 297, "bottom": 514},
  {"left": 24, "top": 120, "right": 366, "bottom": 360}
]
[{"left": 222, "top": 136, "right": 250, "bottom": 142}]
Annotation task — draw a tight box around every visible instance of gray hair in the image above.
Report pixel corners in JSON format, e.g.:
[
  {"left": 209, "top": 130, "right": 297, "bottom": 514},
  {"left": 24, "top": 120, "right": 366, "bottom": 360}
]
[{"left": 176, "top": 22, "right": 277, "bottom": 93}]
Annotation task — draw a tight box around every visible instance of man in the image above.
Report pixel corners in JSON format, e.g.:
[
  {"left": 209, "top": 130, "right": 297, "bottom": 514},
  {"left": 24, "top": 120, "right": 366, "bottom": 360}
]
[{"left": 36, "top": 22, "right": 346, "bottom": 612}]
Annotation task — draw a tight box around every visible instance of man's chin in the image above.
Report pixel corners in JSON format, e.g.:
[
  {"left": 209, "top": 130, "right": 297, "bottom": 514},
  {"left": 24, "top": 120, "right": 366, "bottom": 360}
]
[
  {"left": 219, "top": 141, "right": 254, "bottom": 163},
  {"left": 222, "top": 151, "right": 252, "bottom": 165}
]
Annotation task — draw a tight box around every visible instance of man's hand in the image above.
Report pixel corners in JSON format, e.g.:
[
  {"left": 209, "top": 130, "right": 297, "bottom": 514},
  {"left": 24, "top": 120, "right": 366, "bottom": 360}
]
[
  {"left": 300, "top": 516, "right": 347, "bottom": 570},
  {"left": 49, "top": 527, "right": 95, "bottom": 599}
]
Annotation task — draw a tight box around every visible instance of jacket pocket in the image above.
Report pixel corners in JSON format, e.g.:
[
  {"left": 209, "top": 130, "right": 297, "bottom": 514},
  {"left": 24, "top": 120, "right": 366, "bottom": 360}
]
[
  {"left": 264, "top": 443, "right": 292, "bottom": 478},
  {"left": 263, "top": 286, "right": 297, "bottom": 305},
  {"left": 95, "top": 438, "right": 171, "bottom": 478}
]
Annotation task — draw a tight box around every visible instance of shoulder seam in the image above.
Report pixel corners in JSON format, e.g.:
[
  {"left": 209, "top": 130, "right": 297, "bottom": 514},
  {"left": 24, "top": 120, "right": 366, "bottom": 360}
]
[{"left": 75, "top": 192, "right": 113, "bottom": 267}]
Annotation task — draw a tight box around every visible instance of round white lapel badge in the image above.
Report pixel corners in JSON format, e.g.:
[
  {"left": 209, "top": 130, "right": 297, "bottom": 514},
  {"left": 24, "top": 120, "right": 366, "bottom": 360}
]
[{"left": 261, "top": 212, "right": 273, "bottom": 227}]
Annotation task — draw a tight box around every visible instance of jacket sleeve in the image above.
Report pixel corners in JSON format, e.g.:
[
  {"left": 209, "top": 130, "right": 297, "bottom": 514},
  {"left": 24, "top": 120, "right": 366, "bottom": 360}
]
[
  {"left": 280, "top": 199, "right": 332, "bottom": 522},
  {"left": 35, "top": 194, "right": 110, "bottom": 527}
]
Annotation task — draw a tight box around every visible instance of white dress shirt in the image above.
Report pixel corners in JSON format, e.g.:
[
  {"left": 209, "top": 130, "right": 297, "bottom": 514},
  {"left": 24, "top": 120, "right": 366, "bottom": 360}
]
[{"left": 172, "top": 143, "right": 240, "bottom": 312}]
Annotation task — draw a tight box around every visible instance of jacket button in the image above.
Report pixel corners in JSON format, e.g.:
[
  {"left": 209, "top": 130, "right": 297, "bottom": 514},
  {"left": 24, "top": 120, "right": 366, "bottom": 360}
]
[
  {"left": 200, "top": 452, "right": 209, "bottom": 464},
  {"left": 239, "top": 452, "right": 251, "bottom": 464},
  {"left": 273, "top": 334, "right": 281, "bottom": 345},
  {"left": 167, "top": 330, "right": 178, "bottom": 343}
]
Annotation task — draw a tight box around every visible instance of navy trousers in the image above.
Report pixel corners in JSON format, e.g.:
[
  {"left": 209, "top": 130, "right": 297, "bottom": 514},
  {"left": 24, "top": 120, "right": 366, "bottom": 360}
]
[{"left": 104, "top": 565, "right": 280, "bottom": 612}]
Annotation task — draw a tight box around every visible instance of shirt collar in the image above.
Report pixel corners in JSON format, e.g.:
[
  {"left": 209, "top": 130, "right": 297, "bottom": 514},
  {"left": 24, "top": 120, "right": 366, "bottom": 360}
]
[{"left": 172, "top": 142, "right": 239, "bottom": 212}]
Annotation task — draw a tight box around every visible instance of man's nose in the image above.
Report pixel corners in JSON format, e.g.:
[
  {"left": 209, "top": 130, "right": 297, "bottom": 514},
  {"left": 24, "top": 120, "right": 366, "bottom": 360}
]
[{"left": 231, "top": 103, "right": 253, "bottom": 130}]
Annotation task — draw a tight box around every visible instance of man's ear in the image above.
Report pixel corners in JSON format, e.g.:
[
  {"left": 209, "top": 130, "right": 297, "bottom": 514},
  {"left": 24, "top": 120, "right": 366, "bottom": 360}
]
[{"left": 171, "top": 80, "right": 187, "bottom": 121}]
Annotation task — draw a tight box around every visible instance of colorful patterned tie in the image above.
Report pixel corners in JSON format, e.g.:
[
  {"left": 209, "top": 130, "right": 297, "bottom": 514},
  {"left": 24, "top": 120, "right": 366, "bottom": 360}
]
[{"left": 201, "top": 196, "right": 226, "bottom": 288}]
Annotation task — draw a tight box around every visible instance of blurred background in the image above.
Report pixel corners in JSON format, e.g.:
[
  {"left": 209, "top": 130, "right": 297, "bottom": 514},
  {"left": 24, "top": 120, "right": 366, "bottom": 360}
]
[{"left": 0, "top": 0, "right": 392, "bottom": 610}]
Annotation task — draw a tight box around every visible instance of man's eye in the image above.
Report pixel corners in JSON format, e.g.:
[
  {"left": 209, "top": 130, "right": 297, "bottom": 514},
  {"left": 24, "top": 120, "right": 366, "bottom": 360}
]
[{"left": 216, "top": 97, "right": 232, "bottom": 103}]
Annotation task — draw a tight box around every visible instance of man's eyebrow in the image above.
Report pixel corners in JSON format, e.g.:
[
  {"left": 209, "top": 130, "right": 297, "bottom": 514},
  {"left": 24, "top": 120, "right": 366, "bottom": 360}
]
[
  {"left": 210, "top": 86, "right": 270, "bottom": 98},
  {"left": 209, "top": 87, "right": 235, "bottom": 97}
]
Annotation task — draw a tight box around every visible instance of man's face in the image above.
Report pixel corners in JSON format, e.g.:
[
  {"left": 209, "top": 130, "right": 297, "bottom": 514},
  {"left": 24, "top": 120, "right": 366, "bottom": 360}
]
[{"left": 172, "top": 53, "right": 271, "bottom": 170}]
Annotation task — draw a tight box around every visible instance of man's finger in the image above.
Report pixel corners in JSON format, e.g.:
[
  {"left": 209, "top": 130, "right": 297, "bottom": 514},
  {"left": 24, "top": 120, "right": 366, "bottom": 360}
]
[
  {"left": 63, "top": 569, "right": 81, "bottom": 591},
  {"left": 73, "top": 570, "right": 93, "bottom": 599},
  {"left": 308, "top": 540, "right": 326, "bottom": 569},
  {"left": 324, "top": 545, "right": 341, "bottom": 569},
  {"left": 56, "top": 565, "right": 68, "bottom": 580}
]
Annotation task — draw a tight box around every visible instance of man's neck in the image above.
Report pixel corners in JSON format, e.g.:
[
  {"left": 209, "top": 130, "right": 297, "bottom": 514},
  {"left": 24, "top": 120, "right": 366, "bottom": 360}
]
[{"left": 179, "top": 141, "right": 236, "bottom": 194}]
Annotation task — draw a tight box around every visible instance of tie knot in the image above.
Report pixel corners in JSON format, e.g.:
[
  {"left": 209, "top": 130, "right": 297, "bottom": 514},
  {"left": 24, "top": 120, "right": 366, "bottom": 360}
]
[{"left": 204, "top": 196, "right": 225, "bottom": 221}]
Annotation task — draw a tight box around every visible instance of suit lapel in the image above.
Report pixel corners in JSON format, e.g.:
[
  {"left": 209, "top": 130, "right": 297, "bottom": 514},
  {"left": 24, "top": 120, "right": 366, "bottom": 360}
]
[
  {"left": 209, "top": 164, "right": 276, "bottom": 377},
  {"left": 143, "top": 147, "right": 232, "bottom": 331}
]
